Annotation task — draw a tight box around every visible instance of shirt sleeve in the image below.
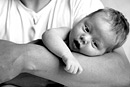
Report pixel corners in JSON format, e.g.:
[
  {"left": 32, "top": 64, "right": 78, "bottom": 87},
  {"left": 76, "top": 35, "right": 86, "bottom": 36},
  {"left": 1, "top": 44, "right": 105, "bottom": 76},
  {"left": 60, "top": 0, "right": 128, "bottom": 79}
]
[{"left": 70, "top": 0, "right": 104, "bottom": 26}]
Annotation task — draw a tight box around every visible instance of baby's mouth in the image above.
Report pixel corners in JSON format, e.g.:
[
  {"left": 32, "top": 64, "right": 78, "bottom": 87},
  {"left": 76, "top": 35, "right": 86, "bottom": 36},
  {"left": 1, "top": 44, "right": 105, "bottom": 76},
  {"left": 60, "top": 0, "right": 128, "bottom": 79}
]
[{"left": 73, "top": 40, "right": 80, "bottom": 49}]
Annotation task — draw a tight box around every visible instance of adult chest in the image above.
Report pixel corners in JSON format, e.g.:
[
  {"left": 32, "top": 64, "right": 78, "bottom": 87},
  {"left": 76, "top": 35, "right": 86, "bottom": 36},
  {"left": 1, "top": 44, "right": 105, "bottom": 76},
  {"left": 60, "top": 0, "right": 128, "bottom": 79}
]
[{"left": 0, "top": 0, "right": 72, "bottom": 43}]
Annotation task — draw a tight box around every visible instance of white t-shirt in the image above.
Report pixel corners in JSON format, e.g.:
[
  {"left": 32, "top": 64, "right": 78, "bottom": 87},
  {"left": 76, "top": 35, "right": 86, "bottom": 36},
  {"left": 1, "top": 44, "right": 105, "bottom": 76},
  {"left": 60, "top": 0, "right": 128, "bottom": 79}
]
[{"left": 0, "top": 0, "right": 104, "bottom": 43}]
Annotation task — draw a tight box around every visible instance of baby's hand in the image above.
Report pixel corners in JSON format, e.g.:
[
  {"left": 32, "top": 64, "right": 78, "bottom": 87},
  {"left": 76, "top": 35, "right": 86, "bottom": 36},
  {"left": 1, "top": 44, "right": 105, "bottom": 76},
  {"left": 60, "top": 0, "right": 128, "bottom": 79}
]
[{"left": 62, "top": 56, "right": 83, "bottom": 74}]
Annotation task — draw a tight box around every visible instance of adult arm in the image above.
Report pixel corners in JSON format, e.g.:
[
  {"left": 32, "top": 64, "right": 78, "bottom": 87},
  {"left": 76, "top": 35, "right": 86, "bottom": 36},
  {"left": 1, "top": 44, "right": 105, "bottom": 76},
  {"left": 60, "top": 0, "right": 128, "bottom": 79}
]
[
  {"left": 0, "top": 40, "right": 31, "bottom": 82},
  {"left": 23, "top": 40, "right": 130, "bottom": 87},
  {"left": 0, "top": 40, "right": 130, "bottom": 87}
]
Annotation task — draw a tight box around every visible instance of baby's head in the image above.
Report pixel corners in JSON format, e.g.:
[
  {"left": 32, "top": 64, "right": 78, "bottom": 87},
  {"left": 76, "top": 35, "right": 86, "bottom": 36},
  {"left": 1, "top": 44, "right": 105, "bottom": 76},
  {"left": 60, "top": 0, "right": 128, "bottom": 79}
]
[{"left": 69, "top": 8, "right": 129, "bottom": 56}]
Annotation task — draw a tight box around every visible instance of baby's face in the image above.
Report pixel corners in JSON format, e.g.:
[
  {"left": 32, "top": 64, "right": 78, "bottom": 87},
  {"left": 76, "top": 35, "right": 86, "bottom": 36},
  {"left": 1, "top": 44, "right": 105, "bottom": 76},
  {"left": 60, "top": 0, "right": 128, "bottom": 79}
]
[{"left": 69, "top": 12, "right": 116, "bottom": 56}]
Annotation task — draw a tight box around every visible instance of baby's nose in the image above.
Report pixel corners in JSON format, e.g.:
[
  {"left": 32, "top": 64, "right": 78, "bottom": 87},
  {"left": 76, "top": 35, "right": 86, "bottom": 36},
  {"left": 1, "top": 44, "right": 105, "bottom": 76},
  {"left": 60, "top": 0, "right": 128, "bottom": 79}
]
[{"left": 80, "top": 34, "right": 91, "bottom": 44}]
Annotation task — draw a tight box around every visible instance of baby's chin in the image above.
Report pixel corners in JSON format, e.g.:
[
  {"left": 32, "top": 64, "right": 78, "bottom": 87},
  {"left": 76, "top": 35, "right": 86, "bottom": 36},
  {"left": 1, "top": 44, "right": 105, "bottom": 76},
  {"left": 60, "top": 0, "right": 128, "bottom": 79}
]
[
  {"left": 81, "top": 52, "right": 104, "bottom": 57},
  {"left": 71, "top": 49, "right": 103, "bottom": 57}
]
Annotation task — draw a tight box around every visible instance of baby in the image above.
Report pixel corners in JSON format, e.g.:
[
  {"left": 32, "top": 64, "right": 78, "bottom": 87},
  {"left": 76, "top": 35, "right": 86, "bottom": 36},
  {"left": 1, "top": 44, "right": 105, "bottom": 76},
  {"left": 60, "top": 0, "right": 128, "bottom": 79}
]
[{"left": 42, "top": 8, "right": 129, "bottom": 74}]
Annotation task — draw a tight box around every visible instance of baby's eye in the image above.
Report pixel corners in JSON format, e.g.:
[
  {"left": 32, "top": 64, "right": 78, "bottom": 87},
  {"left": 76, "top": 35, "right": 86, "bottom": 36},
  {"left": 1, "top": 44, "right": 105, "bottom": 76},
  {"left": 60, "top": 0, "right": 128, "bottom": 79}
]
[
  {"left": 84, "top": 24, "right": 90, "bottom": 33},
  {"left": 92, "top": 41, "right": 98, "bottom": 49}
]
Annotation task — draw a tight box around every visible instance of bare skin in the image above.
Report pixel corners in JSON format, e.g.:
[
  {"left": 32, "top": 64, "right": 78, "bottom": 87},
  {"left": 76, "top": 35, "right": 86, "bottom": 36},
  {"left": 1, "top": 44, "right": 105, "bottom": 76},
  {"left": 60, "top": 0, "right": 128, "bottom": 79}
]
[{"left": 0, "top": 40, "right": 129, "bottom": 87}]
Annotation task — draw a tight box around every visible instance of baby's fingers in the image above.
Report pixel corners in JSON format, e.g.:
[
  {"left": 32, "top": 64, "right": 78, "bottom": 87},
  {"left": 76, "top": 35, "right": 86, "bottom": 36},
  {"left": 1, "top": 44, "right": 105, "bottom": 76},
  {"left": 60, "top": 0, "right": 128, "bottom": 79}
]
[
  {"left": 77, "top": 66, "right": 83, "bottom": 74},
  {"left": 64, "top": 64, "right": 75, "bottom": 74},
  {"left": 73, "top": 66, "right": 79, "bottom": 74},
  {"left": 69, "top": 65, "right": 75, "bottom": 74},
  {"left": 64, "top": 62, "right": 71, "bottom": 71},
  {"left": 73, "top": 66, "right": 83, "bottom": 74}
]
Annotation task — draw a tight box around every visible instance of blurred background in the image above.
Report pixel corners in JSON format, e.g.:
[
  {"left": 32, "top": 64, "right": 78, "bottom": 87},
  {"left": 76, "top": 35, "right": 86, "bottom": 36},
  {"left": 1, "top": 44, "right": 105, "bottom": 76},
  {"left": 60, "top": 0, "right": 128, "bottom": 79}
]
[
  {"left": 101, "top": 0, "right": 130, "bottom": 22},
  {"left": 101, "top": 0, "right": 130, "bottom": 60}
]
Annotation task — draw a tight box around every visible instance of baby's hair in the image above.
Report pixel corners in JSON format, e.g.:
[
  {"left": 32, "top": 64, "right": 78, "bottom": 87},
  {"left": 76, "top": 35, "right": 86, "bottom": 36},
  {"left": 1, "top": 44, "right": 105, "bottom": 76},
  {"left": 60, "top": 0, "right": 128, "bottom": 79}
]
[{"left": 88, "top": 7, "right": 129, "bottom": 52}]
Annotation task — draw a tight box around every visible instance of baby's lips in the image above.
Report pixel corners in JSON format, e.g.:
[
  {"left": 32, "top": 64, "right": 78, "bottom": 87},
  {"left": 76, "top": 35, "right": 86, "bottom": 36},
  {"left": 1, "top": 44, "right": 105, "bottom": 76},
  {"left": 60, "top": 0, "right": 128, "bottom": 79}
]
[{"left": 73, "top": 39, "right": 80, "bottom": 49}]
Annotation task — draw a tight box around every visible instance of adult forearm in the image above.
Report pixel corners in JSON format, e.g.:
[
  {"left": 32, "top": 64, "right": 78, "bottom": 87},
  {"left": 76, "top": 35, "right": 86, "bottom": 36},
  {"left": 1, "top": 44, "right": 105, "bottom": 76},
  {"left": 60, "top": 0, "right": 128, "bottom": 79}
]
[
  {"left": 23, "top": 41, "right": 130, "bottom": 87},
  {"left": 1, "top": 39, "right": 129, "bottom": 87},
  {"left": 0, "top": 40, "right": 28, "bottom": 83},
  {"left": 72, "top": 52, "right": 130, "bottom": 87}
]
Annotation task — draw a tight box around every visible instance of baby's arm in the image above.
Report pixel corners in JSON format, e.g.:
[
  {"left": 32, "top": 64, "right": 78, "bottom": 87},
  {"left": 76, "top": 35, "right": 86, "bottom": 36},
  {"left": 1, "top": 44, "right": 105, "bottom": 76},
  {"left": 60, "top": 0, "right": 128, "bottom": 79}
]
[{"left": 42, "top": 28, "right": 83, "bottom": 74}]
